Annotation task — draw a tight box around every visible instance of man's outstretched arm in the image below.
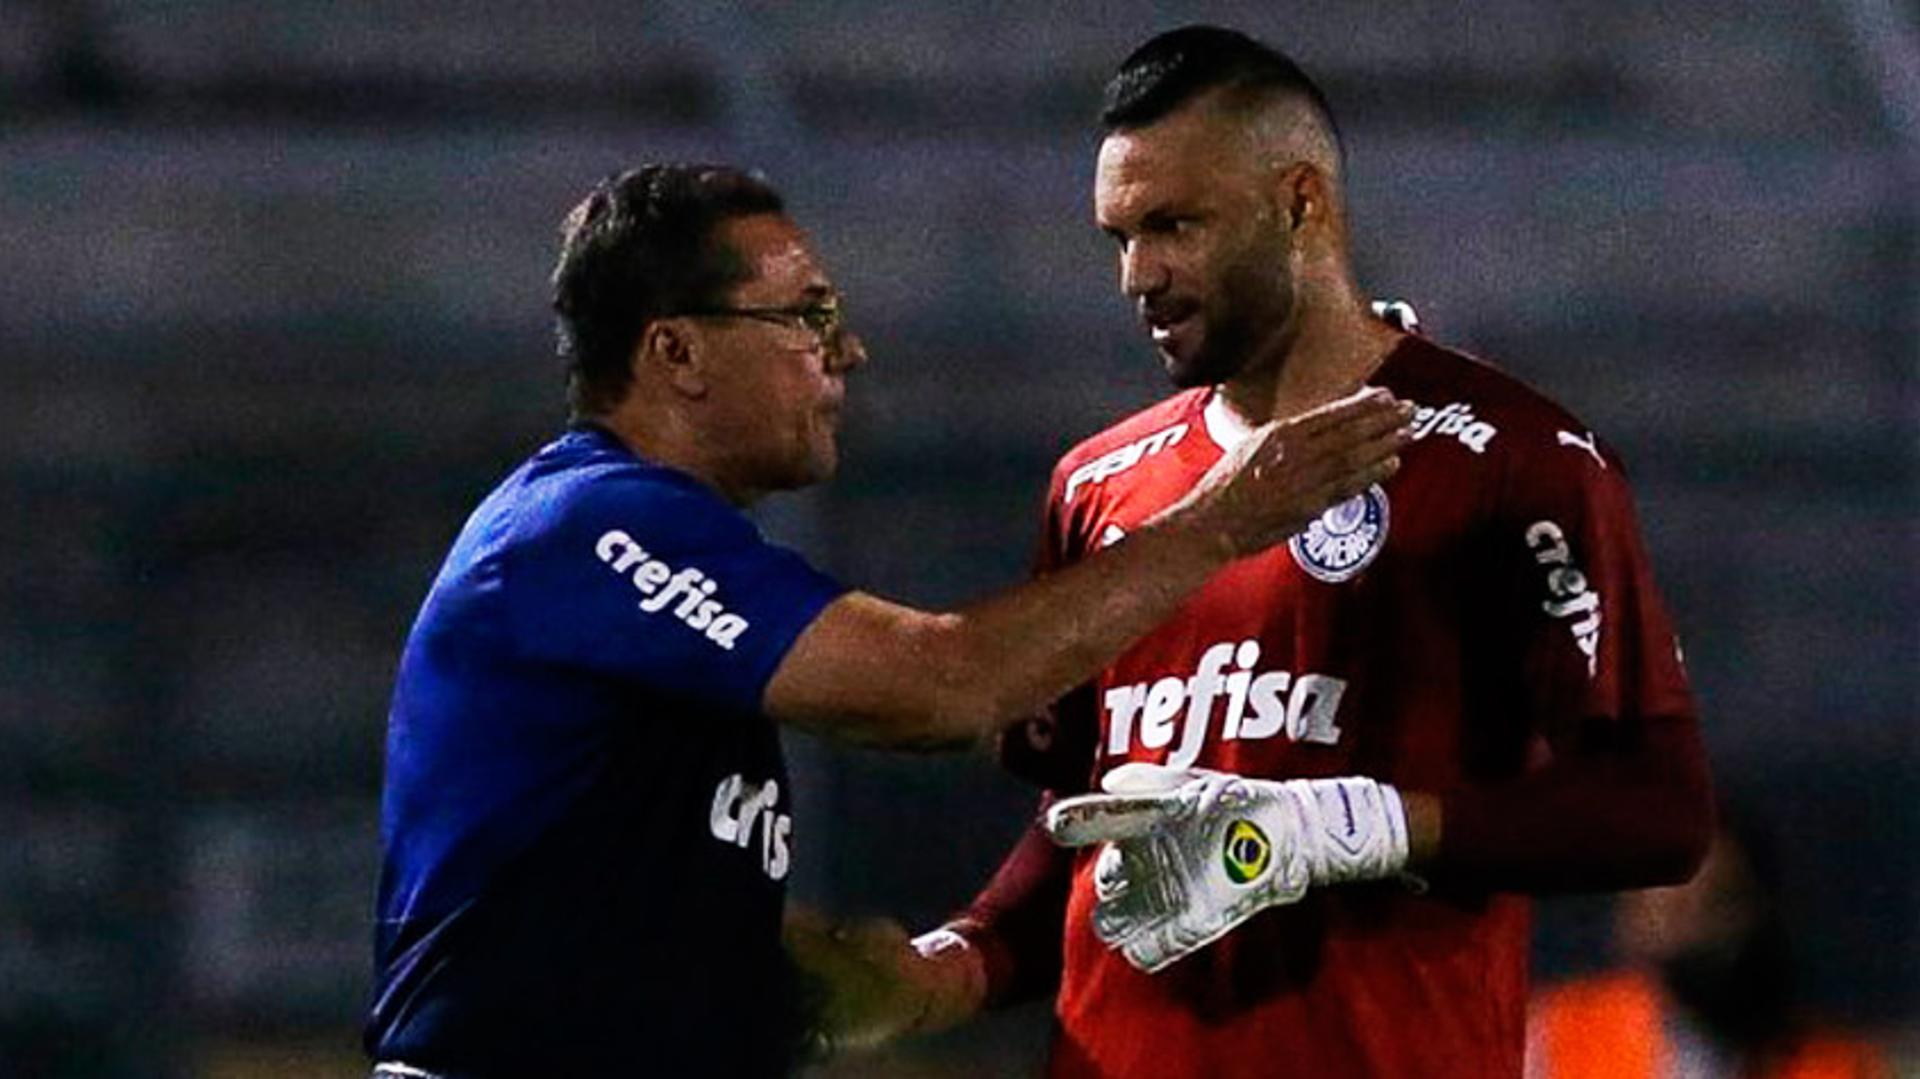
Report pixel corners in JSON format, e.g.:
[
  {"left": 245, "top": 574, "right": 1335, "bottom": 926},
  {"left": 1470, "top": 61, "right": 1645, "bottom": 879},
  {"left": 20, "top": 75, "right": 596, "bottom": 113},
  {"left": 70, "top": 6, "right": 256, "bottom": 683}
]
[{"left": 764, "top": 389, "right": 1410, "bottom": 746}]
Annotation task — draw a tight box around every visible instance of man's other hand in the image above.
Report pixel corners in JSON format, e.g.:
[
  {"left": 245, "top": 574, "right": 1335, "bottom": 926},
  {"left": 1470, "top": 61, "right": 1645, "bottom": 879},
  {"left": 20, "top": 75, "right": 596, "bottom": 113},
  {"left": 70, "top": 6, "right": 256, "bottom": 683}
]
[{"left": 783, "top": 909, "right": 985, "bottom": 1055}]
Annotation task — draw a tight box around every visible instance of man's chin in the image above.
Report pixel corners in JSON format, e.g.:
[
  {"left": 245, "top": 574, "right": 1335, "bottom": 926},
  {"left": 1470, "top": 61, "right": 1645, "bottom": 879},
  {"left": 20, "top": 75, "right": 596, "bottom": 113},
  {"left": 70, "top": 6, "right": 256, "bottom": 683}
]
[
  {"left": 759, "top": 451, "right": 836, "bottom": 496},
  {"left": 1160, "top": 343, "right": 1233, "bottom": 389},
  {"left": 799, "top": 442, "right": 839, "bottom": 487}
]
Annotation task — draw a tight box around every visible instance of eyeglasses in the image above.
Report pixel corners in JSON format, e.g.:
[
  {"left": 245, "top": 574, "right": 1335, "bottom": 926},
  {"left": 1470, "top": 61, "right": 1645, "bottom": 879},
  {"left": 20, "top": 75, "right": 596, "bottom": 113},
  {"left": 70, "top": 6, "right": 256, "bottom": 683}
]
[{"left": 680, "top": 297, "right": 847, "bottom": 354}]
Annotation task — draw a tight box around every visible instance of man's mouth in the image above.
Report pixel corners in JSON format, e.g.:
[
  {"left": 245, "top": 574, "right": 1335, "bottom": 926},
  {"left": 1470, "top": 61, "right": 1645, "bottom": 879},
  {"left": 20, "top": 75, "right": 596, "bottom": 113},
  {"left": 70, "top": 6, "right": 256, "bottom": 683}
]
[{"left": 1145, "top": 306, "right": 1198, "bottom": 348}]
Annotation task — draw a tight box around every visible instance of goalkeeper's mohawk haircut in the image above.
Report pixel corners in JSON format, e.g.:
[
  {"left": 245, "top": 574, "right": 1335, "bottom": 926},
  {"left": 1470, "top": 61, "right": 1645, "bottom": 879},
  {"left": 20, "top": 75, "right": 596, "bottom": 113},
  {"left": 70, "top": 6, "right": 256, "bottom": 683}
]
[{"left": 1100, "top": 24, "right": 1343, "bottom": 154}]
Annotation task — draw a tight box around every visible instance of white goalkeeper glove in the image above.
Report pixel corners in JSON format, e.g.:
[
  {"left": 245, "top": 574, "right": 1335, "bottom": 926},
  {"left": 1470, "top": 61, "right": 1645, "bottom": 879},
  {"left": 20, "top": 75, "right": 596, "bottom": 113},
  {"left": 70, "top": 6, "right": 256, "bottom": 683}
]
[{"left": 1043, "top": 763, "right": 1410, "bottom": 973}]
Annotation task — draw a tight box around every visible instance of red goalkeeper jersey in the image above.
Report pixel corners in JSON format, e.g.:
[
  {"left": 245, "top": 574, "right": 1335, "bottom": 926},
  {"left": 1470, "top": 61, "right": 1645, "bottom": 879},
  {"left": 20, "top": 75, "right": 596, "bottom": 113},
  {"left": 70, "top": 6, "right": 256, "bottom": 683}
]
[{"left": 976, "top": 336, "right": 1700, "bottom": 1079}]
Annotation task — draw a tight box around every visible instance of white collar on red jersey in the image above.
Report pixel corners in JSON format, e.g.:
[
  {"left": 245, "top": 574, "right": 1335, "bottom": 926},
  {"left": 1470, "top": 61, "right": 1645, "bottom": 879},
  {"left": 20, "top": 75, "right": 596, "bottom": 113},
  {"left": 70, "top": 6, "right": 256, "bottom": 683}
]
[{"left": 1202, "top": 390, "right": 1257, "bottom": 452}]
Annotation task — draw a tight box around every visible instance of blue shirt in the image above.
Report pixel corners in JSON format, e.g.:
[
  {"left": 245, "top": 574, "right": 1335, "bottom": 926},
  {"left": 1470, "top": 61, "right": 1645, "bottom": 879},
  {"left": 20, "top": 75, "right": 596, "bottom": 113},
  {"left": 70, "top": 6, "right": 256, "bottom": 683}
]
[{"left": 367, "top": 426, "right": 846, "bottom": 1076}]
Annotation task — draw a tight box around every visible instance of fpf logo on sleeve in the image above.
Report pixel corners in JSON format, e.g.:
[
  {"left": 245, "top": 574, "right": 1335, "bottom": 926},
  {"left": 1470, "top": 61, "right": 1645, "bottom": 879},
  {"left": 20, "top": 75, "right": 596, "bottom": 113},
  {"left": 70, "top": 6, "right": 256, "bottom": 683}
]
[
  {"left": 710, "top": 773, "right": 792, "bottom": 881},
  {"left": 1063, "top": 423, "right": 1189, "bottom": 504},
  {"left": 1104, "top": 640, "right": 1348, "bottom": 768},
  {"left": 595, "top": 530, "right": 750, "bottom": 650},
  {"left": 1525, "top": 519, "right": 1601, "bottom": 677}
]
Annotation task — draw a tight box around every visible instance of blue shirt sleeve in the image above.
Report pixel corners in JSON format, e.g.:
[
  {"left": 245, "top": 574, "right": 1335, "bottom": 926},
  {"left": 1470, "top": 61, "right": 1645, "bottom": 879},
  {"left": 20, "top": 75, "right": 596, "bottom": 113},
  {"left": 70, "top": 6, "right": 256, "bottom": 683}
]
[{"left": 503, "top": 467, "right": 846, "bottom": 715}]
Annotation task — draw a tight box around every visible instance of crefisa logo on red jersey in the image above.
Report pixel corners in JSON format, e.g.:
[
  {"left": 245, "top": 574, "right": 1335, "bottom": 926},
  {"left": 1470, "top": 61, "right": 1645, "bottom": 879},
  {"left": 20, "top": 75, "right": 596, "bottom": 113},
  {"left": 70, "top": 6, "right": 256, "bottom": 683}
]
[
  {"left": 1105, "top": 640, "right": 1349, "bottom": 767},
  {"left": 1289, "top": 483, "right": 1390, "bottom": 583}
]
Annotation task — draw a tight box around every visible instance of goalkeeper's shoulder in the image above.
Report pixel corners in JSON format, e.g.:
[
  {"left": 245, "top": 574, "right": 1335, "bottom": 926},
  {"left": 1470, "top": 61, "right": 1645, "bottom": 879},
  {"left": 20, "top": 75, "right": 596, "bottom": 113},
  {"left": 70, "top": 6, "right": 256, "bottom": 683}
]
[{"left": 1047, "top": 388, "right": 1211, "bottom": 504}]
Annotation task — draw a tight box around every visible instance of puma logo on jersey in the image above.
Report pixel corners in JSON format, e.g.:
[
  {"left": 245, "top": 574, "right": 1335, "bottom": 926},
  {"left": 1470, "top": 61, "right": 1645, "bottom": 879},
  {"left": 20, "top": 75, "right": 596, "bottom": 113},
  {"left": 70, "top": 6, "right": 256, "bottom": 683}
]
[
  {"left": 1063, "top": 423, "right": 1189, "bottom": 504},
  {"left": 1104, "top": 640, "right": 1348, "bottom": 768},
  {"left": 1526, "top": 519, "right": 1601, "bottom": 677},
  {"left": 595, "top": 530, "right": 750, "bottom": 650},
  {"left": 1556, "top": 429, "right": 1606, "bottom": 468},
  {"left": 710, "top": 773, "right": 792, "bottom": 881},
  {"left": 1411, "top": 401, "right": 1497, "bottom": 454}
]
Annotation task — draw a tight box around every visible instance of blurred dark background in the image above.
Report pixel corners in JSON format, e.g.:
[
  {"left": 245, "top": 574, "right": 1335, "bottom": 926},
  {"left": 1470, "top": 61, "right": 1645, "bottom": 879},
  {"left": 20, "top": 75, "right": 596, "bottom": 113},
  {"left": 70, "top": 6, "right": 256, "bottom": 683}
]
[{"left": 1, "top": 2, "right": 1914, "bottom": 1075}]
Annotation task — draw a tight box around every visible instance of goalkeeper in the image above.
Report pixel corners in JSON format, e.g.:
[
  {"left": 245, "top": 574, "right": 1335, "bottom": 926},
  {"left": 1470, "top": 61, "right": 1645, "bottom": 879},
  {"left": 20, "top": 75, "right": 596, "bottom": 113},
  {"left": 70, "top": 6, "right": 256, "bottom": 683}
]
[{"left": 870, "top": 26, "right": 1712, "bottom": 1079}]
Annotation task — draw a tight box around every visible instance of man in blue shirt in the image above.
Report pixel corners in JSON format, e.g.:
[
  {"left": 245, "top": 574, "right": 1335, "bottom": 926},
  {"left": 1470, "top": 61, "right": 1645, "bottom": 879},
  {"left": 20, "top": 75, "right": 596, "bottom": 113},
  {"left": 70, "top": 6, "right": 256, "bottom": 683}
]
[{"left": 366, "top": 163, "right": 1411, "bottom": 1077}]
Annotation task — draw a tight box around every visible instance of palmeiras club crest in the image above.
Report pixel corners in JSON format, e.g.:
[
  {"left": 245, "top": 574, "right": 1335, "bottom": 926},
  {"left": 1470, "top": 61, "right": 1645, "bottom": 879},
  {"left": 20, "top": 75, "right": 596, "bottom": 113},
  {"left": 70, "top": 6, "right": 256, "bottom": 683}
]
[{"left": 1289, "top": 483, "right": 1390, "bottom": 583}]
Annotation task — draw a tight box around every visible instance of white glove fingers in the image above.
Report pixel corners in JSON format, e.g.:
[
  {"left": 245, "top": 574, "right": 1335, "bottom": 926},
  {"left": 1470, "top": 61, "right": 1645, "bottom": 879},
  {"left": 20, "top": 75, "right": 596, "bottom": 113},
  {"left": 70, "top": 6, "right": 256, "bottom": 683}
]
[
  {"left": 1122, "top": 929, "right": 1178, "bottom": 974},
  {"left": 1092, "top": 891, "right": 1157, "bottom": 947},
  {"left": 1089, "top": 836, "right": 1182, "bottom": 951},
  {"left": 1123, "top": 915, "right": 1228, "bottom": 975},
  {"left": 1091, "top": 844, "right": 1130, "bottom": 902},
  {"left": 1043, "top": 790, "right": 1181, "bottom": 846},
  {"left": 1099, "top": 762, "right": 1206, "bottom": 794}
]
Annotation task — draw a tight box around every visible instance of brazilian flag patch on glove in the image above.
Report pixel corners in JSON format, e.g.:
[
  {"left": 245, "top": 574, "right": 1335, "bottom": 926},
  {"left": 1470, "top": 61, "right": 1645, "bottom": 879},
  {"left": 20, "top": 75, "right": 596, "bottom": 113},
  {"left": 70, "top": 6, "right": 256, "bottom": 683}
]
[{"left": 1222, "top": 819, "right": 1271, "bottom": 884}]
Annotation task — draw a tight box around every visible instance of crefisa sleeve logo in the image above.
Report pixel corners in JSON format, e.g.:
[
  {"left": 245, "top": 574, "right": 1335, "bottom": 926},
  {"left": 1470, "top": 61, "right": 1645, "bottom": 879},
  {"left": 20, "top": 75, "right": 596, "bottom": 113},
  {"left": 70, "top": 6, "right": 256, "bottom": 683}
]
[
  {"left": 595, "top": 529, "right": 751, "bottom": 650},
  {"left": 1288, "top": 484, "right": 1390, "bottom": 583}
]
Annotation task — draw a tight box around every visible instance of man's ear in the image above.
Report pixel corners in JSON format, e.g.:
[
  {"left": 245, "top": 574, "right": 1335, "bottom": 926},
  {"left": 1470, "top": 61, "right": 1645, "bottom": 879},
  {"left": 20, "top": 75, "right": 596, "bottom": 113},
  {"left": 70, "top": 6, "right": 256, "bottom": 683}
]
[
  {"left": 637, "top": 319, "right": 708, "bottom": 399},
  {"left": 1277, "top": 161, "right": 1325, "bottom": 234}
]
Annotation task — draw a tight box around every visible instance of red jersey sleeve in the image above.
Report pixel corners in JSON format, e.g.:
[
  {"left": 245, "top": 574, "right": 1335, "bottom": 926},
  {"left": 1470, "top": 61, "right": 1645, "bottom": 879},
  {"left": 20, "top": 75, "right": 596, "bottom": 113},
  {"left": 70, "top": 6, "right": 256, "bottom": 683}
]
[
  {"left": 1438, "top": 426, "right": 1713, "bottom": 891},
  {"left": 948, "top": 796, "right": 1074, "bottom": 1008},
  {"left": 1504, "top": 430, "right": 1692, "bottom": 734}
]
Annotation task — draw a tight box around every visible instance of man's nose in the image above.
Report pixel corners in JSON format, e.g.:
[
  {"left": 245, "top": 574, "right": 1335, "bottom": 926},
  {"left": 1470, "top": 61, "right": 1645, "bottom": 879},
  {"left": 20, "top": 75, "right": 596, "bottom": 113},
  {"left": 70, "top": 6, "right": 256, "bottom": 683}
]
[
  {"left": 1120, "top": 244, "right": 1167, "bottom": 298},
  {"left": 830, "top": 330, "right": 868, "bottom": 373}
]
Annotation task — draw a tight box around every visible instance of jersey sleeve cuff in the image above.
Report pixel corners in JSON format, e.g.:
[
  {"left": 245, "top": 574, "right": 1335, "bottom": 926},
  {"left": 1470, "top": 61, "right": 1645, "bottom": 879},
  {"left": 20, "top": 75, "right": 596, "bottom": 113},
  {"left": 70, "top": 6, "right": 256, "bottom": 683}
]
[{"left": 942, "top": 916, "right": 1030, "bottom": 1010}]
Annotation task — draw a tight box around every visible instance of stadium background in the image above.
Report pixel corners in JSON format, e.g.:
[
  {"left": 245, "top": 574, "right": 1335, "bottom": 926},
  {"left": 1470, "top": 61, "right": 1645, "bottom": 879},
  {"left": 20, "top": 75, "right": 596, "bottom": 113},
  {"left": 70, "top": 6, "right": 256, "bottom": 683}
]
[{"left": 1, "top": 2, "right": 1914, "bottom": 1075}]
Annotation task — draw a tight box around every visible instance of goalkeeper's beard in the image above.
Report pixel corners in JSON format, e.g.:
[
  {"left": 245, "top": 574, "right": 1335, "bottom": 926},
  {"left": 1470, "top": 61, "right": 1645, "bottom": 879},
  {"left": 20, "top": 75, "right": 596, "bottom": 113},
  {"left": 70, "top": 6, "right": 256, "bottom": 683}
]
[{"left": 1162, "top": 246, "right": 1298, "bottom": 391}]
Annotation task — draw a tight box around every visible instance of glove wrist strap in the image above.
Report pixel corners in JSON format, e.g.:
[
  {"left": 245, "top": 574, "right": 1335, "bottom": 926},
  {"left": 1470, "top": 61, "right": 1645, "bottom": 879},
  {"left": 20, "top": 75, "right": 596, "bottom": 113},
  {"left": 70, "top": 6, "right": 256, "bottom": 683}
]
[{"left": 1296, "top": 777, "right": 1410, "bottom": 886}]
